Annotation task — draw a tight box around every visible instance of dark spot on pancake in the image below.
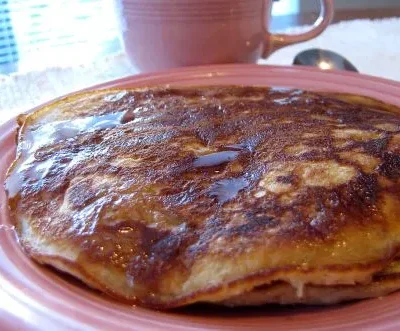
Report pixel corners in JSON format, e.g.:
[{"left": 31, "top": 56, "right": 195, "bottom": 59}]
[
  {"left": 379, "top": 153, "right": 400, "bottom": 179},
  {"left": 245, "top": 211, "right": 279, "bottom": 227},
  {"left": 165, "top": 186, "right": 198, "bottom": 207},
  {"left": 126, "top": 223, "right": 195, "bottom": 291},
  {"left": 230, "top": 217, "right": 277, "bottom": 235},
  {"left": 126, "top": 225, "right": 168, "bottom": 281},
  {"left": 276, "top": 175, "right": 294, "bottom": 184},
  {"left": 342, "top": 173, "right": 378, "bottom": 209},
  {"left": 363, "top": 137, "right": 389, "bottom": 156},
  {"left": 240, "top": 134, "right": 264, "bottom": 152},
  {"left": 298, "top": 150, "right": 321, "bottom": 161},
  {"left": 195, "top": 126, "right": 218, "bottom": 146},
  {"left": 186, "top": 217, "right": 223, "bottom": 256},
  {"left": 68, "top": 179, "right": 97, "bottom": 209}
]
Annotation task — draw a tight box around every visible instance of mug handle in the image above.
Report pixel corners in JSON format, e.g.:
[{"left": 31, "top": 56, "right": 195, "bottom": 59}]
[{"left": 263, "top": 0, "right": 334, "bottom": 58}]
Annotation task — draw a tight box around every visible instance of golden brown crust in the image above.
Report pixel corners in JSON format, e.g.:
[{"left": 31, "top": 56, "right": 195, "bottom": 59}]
[{"left": 5, "top": 86, "right": 400, "bottom": 308}]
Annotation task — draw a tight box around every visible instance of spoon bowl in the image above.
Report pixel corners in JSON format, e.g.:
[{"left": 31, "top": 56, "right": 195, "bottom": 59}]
[{"left": 293, "top": 48, "right": 358, "bottom": 72}]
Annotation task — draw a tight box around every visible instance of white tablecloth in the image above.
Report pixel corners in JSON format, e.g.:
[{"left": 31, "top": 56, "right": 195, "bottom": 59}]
[{"left": 1, "top": 17, "right": 399, "bottom": 125}]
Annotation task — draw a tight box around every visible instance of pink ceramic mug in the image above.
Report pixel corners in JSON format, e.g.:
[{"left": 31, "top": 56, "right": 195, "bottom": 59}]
[{"left": 120, "top": 0, "right": 334, "bottom": 72}]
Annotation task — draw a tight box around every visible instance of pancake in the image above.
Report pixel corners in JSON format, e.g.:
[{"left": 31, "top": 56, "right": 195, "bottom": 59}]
[
  {"left": 5, "top": 86, "right": 400, "bottom": 309},
  {"left": 222, "top": 259, "right": 400, "bottom": 306}
]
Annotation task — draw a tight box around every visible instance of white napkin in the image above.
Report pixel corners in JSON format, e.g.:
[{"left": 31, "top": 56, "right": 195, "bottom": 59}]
[{"left": 1, "top": 18, "right": 399, "bottom": 125}]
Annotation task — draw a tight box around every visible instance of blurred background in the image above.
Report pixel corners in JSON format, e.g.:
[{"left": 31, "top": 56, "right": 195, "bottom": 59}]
[{"left": 1, "top": 0, "right": 399, "bottom": 75}]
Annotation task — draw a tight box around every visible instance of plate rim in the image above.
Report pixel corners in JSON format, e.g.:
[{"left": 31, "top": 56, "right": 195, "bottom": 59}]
[{"left": 16, "top": 64, "right": 400, "bottom": 119}]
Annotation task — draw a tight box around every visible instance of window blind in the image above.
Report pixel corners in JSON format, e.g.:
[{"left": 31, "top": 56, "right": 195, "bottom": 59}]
[
  {"left": 0, "top": 0, "right": 122, "bottom": 74},
  {"left": 0, "top": 0, "right": 18, "bottom": 73}
]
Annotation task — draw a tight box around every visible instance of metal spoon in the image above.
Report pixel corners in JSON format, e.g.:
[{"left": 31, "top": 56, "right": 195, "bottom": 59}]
[{"left": 293, "top": 48, "right": 358, "bottom": 72}]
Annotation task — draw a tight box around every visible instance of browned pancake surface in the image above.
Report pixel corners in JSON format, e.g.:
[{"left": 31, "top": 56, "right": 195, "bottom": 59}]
[{"left": 6, "top": 86, "right": 400, "bottom": 308}]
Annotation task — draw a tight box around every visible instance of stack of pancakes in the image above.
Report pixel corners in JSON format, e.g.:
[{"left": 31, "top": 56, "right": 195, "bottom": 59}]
[{"left": 5, "top": 86, "right": 400, "bottom": 308}]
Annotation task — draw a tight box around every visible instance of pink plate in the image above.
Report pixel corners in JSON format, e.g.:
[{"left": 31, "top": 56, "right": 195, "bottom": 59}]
[{"left": 1, "top": 64, "right": 400, "bottom": 330}]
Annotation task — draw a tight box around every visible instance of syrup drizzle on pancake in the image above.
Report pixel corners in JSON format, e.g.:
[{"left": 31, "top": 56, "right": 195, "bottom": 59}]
[{"left": 6, "top": 111, "right": 127, "bottom": 198}]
